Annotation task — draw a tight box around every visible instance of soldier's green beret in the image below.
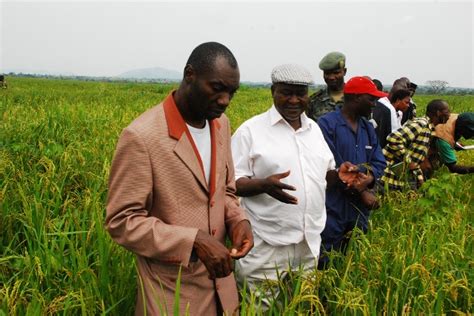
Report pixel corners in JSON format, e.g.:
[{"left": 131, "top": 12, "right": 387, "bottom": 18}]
[{"left": 319, "top": 51, "right": 346, "bottom": 71}]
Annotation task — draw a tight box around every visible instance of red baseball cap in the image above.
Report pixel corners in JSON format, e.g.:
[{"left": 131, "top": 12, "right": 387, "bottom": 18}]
[{"left": 344, "top": 76, "right": 388, "bottom": 97}]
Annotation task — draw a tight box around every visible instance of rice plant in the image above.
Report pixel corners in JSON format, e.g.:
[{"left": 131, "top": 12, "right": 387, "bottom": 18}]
[{"left": 1, "top": 77, "right": 472, "bottom": 314}]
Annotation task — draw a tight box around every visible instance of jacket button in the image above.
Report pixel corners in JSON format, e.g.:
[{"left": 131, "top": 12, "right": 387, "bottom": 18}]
[
  {"left": 211, "top": 229, "right": 216, "bottom": 236},
  {"left": 210, "top": 200, "right": 215, "bottom": 207}
]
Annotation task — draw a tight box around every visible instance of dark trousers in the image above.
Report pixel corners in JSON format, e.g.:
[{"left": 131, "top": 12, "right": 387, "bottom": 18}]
[{"left": 318, "top": 208, "right": 370, "bottom": 269}]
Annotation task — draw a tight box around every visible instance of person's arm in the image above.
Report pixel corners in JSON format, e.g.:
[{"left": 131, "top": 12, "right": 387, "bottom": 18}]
[
  {"left": 385, "top": 120, "right": 426, "bottom": 182},
  {"left": 436, "top": 138, "right": 474, "bottom": 174},
  {"left": 405, "top": 123, "right": 431, "bottom": 185},
  {"left": 385, "top": 129, "right": 409, "bottom": 163},
  {"left": 235, "top": 172, "right": 297, "bottom": 204},
  {"left": 106, "top": 127, "right": 199, "bottom": 268},
  {"left": 367, "top": 124, "right": 387, "bottom": 186},
  {"left": 317, "top": 117, "right": 369, "bottom": 190},
  {"left": 326, "top": 162, "right": 363, "bottom": 188},
  {"left": 446, "top": 163, "right": 474, "bottom": 174},
  {"left": 231, "top": 120, "right": 298, "bottom": 203}
]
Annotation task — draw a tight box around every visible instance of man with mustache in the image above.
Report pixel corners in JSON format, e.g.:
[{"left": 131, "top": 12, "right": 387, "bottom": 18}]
[{"left": 232, "top": 64, "right": 359, "bottom": 307}]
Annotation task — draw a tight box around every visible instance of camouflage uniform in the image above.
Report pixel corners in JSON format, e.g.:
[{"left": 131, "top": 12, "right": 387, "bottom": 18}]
[{"left": 307, "top": 88, "right": 344, "bottom": 122}]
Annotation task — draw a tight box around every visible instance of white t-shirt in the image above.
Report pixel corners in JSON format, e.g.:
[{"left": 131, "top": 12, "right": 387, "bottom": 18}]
[
  {"left": 231, "top": 105, "right": 336, "bottom": 258},
  {"left": 186, "top": 121, "right": 211, "bottom": 185}
]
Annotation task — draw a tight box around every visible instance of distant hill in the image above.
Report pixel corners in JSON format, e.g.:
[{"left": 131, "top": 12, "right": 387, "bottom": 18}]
[
  {"left": 3, "top": 68, "right": 75, "bottom": 77},
  {"left": 117, "top": 67, "right": 181, "bottom": 81}
]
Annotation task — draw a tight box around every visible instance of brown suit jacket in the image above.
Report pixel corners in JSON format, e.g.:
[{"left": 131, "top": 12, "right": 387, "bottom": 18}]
[{"left": 106, "top": 93, "right": 248, "bottom": 315}]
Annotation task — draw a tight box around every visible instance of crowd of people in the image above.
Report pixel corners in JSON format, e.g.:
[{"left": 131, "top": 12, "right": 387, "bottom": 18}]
[{"left": 105, "top": 42, "right": 473, "bottom": 314}]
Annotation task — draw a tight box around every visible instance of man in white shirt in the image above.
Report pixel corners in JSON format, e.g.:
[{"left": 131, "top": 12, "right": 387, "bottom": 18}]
[
  {"left": 373, "top": 84, "right": 411, "bottom": 148},
  {"left": 231, "top": 64, "right": 361, "bottom": 306}
]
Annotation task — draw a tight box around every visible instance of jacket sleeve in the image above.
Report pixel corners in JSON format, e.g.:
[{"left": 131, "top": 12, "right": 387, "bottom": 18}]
[{"left": 105, "top": 127, "right": 198, "bottom": 267}]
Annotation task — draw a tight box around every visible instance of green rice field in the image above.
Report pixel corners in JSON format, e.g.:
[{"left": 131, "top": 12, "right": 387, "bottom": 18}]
[{"left": 1, "top": 77, "right": 473, "bottom": 315}]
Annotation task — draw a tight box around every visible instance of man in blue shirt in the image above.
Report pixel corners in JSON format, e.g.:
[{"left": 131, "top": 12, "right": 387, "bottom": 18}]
[{"left": 316, "top": 76, "right": 387, "bottom": 268}]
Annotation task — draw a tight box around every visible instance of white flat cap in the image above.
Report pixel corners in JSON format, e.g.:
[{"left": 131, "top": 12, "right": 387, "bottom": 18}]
[{"left": 271, "top": 64, "right": 314, "bottom": 86}]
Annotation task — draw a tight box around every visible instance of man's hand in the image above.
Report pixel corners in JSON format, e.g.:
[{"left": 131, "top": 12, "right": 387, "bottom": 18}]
[
  {"left": 408, "top": 162, "right": 418, "bottom": 171},
  {"left": 193, "top": 230, "right": 233, "bottom": 279},
  {"left": 338, "top": 162, "right": 361, "bottom": 186},
  {"left": 229, "top": 220, "right": 254, "bottom": 259},
  {"left": 360, "top": 190, "right": 379, "bottom": 210},
  {"left": 349, "top": 172, "right": 374, "bottom": 192},
  {"left": 263, "top": 170, "right": 298, "bottom": 204},
  {"left": 416, "top": 177, "right": 425, "bottom": 188}
]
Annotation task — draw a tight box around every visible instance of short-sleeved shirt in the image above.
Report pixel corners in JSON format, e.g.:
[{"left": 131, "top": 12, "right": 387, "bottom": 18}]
[
  {"left": 232, "top": 105, "right": 336, "bottom": 258},
  {"left": 436, "top": 138, "right": 457, "bottom": 164},
  {"left": 307, "top": 87, "right": 344, "bottom": 122}
]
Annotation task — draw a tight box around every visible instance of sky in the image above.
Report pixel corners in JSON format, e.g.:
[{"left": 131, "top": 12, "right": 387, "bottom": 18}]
[{"left": 1, "top": 0, "right": 473, "bottom": 88}]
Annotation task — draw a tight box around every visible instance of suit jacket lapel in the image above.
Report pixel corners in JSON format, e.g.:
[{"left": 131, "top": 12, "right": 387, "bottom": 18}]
[
  {"left": 209, "top": 119, "right": 223, "bottom": 199},
  {"left": 163, "top": 93, "right": 208, "bottom": 192},
  {"left": 174, "top": 135, "right": 208, "bottom": 191}
]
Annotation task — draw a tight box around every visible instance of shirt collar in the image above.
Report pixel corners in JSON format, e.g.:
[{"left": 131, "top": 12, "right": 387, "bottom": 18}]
[
  {"left": 269, "top": 105, "right": 311, "bottom": 131},
  {"left": 163, "top": 91, "right": 221, "bottom": 140},
  {"left": 426, "top": 117, "right": 434, "bottom": 131}
]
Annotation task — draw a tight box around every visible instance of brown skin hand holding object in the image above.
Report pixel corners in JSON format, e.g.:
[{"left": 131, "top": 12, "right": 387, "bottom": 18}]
[
  {"left": 336, "top": 162, "right": 380, "bottom": 210},
  {"left": 360, "top": 190, "right": 380, "bottom": 209},
  {"left": 194, "top": 221, "right": 253, "bottom": 279},
  {"left": 194, "top": 230, "right": 234, "bottom": 279},
  {"left": 229, "top": 220, "right": 254, "bottom": 259}
]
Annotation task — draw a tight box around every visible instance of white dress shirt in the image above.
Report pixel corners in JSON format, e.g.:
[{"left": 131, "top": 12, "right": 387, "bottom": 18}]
[
  {"left": 231, "top": 105, "right": 335, "bottom": 258},
  {"left": 379, "top": 96, "right": 402, "bottom": 131}
]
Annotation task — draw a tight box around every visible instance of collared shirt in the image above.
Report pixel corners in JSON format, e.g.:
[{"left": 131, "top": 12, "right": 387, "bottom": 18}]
[
  {"left": 232, "top": 105, "right": 335, "bottom": 258},
  {"left": 307, "top": 87, "right": 344, "bottom": 122},
  {"left": 317, "top": 109, "right": 386, "bottom": 217},
  {"left": 378, "top": 97, "right": 402, "bottom": 132},
  {"left": 382, "top": 117, "right": 434, "bottom": 190}
]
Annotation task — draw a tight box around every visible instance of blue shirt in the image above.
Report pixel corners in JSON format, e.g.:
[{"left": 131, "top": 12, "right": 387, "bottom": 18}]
[{"left": 318, "top": 109, "right": 386, "bottom": 218}]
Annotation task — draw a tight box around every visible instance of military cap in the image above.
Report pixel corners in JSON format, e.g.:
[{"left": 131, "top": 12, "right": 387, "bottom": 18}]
[
  {"left": 271, "top": 64, "right": 314, "bottom": 86},
  {"left": 319, "top": 51, "right": 346, "bottom": 71}
]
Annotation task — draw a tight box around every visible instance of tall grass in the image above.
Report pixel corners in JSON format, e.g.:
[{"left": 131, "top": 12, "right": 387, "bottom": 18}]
[{"left": 1, "top": 78, "right": 472, "bottom": 314}]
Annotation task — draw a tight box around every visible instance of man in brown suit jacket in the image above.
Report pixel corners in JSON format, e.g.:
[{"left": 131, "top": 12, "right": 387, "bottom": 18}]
[{"left": 106, "top": 42, "right": 253, "bottom": 315}]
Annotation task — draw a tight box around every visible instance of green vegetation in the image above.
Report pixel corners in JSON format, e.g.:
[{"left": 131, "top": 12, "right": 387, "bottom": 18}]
[{"left": 1, "top": 77, "right": 473, "bottom": 315}]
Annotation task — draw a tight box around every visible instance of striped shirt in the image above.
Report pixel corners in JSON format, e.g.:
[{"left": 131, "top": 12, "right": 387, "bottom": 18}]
[{"left": 382, "top": 117, "right": 434, "bottom": 190}]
